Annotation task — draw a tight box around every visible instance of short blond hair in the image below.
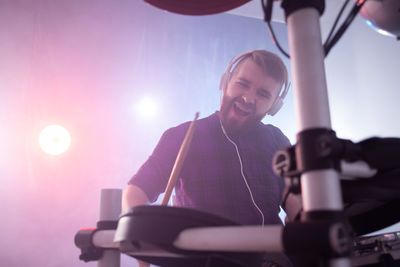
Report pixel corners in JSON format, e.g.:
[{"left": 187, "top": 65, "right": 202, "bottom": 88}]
[{"left": 232, "top": 50, "right": 288, "bottom": 86}]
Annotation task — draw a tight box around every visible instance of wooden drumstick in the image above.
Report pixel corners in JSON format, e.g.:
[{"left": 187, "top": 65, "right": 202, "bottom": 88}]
[{"left": 161, "top": 112, "right": 199, "bottom": 206}]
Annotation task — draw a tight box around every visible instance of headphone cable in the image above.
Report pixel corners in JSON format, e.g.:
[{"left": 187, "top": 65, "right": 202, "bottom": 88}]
[{"left": 219, "top": 119, "right": 265, "bottom": 227}]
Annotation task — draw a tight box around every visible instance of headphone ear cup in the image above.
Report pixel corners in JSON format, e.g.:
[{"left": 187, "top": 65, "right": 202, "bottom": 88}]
[
  {"left": 219, "top": 72, "right": 230, "bottom": 91},
  {"left": 268, "top": 97, "right": 284, "bottom": 116}
]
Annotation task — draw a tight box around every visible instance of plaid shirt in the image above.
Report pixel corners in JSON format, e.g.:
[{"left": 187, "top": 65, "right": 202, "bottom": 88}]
[{"left": 129, "top": 112, "right": 290, "bottom": 225}]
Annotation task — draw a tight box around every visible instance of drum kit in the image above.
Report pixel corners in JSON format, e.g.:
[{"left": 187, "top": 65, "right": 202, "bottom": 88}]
[
  {"left": 75, "top": 184, "right": 400, "bottom": 267},
  {"left": 75, "top": 0, "right": 400, "bottom": 266}
]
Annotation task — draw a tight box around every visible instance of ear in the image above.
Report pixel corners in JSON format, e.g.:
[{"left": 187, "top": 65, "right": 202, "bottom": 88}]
[
  {"left": 268, "top": 97, "right": 284, "bottom": 116},
  {"left": 268, "top": 81, "right": 290, "bottom": 116},
  {"left": 219, "top": 72, "right": 231, "bottom": 91}
]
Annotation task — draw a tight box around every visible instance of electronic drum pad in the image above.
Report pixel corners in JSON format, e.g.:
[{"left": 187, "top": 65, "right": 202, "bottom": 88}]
[
  {"left": 336, "top": 137, "right": 400, "bottom": 236},
  {"left": 282, "top": 137, "right": 400, "bottom": 236},
  {"left": 115, "top": 205, "right": 264, "bottom": 267}
]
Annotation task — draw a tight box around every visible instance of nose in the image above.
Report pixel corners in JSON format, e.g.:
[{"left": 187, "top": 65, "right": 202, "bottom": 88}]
[{"left": 242, "top": 91, "right": 256, "bottom": 105}]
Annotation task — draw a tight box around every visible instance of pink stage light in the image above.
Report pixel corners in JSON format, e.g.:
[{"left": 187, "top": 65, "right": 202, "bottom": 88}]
[{"left": 39, "top": 125, "right": 71, "bottom": 155}]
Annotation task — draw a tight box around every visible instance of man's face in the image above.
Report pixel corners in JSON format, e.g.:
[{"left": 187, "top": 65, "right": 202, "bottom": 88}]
[{"left": 220, "top": 59, "right": 282, "bottom": 134}]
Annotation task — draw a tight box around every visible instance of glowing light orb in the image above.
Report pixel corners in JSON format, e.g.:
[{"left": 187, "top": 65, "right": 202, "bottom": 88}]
[
  {"left": 136, "top": 97, "right": 159, "bottom": 120},
  {"left": 39, "top": 125, "right": 71, "bottom": 155}
]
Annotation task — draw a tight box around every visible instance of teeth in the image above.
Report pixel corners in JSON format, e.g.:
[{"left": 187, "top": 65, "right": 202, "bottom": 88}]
[
  {"left": 235, "top": 102, "right": 252, "bottom": 113},
  {"left": 234, "top": 103, "right": 250, "bottom": 116}
]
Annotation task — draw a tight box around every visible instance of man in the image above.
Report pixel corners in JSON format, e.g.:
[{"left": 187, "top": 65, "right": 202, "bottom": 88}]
[{"left": 122, "top": 50, "right": 292, "bottom": 266}]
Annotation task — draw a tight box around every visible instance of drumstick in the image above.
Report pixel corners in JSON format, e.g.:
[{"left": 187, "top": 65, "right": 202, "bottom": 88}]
[{"left": 161, "top": 112, "right": 199, "bottom": 206}]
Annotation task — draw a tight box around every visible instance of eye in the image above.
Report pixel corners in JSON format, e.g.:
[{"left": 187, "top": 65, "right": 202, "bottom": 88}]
[
  {"left": 237, "top": 81, "right": 249, "bottom": 89},
  {"left": 258, "top": 90, "right": 271, "bottom": 99}
]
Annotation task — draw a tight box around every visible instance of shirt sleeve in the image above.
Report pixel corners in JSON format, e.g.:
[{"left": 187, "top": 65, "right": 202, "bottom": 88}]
[
  {"left": 128, "top": 125, "right": 187, "bottom": 202},
  {"left": 268, "top": 125, "right": 291, "bottom": 203},
  {"left": 274, "top": 127, "right": 291, "bottom": 149}
]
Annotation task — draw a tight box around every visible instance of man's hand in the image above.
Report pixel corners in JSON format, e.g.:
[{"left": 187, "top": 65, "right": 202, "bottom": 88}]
[
  {"left": 122, "top": 184, "right": 149, "bottom": 212},
  {"left": 138, "top": 259, "right": 150, "bottom": 267},
  {"left": 122, "top": 185, "right": 151, "bottom": 266}
]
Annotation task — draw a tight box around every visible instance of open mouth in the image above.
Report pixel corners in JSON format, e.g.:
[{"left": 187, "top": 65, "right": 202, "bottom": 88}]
[{"left": 233, "top": 102, "right": 252, "bottom": 117}]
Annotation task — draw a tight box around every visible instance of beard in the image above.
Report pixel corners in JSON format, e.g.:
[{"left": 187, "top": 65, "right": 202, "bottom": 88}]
[{"left": 219, "top": 95, "right": 266, "bottom": 135}]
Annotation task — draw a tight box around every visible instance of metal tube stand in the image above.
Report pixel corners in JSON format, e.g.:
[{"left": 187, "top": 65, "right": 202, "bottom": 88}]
[
  {"left": 98, "top": 188, "right": 122, "bottom": 267},
  {"left": 284, "top": 0, "right": 351, "bottom": 266}
]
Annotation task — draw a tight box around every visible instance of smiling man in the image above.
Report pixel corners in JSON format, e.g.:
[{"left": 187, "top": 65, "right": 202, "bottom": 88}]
[
  {"left": 122, "top": 50, "right": 292, "bottom": 267},
  {"left": 219, "top": 51, "right": 285, "bottom": 135}
]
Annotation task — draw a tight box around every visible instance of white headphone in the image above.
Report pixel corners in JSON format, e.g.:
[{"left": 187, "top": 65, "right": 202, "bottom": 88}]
[{"left": 219, "top": 50, "right": 290, "bottom": 116}]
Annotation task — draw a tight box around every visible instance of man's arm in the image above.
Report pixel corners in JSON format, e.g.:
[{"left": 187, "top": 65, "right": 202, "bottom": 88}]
[
  {"left": 121, "top": 184, "right": 150, "bottom": 213},
  {"left": 121, "top": 185, "right": 151, "bottom": 267},
  {"left": 122, "top": 126, "right": 185, "bottom": 213}
]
